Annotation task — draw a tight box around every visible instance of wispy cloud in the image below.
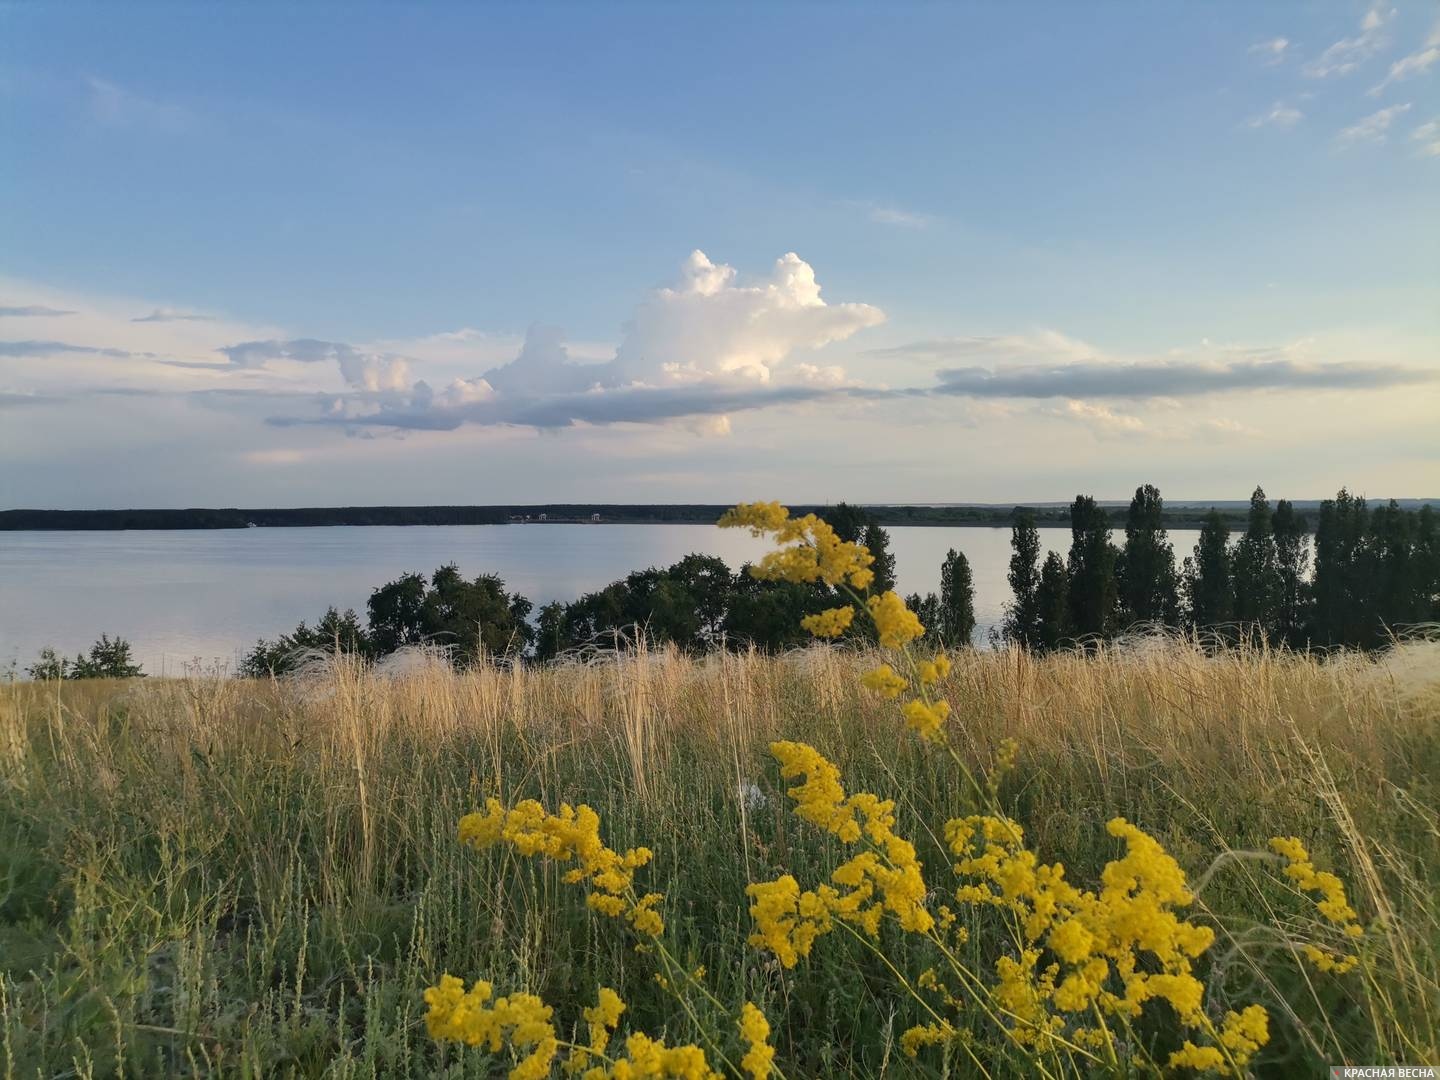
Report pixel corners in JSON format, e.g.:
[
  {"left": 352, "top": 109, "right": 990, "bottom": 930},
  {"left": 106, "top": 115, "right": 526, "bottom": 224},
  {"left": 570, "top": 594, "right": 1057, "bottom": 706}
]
[
  {"left": 86, "top": 76, "right": 191, "bottom": 133},
  {"left": 0, "top": 390, "right": 65, "bottom": 408},
  {"left": 0, "top": 305, "right": 75, "bottom": 318},
  {"left": 1249, "top": 37, "right": 1290, "bottom": 65},
  {"left": 1336, "top": 102, "right": 1412, "bottom": 146},
  {"left": 932, "top": 357, "right": 1434, "bottom": 399},
  {"left": 869, "top": 205, "right": 936, "bottom": 229},
  {"left": 0, "top": 339, "right": 134, "bottom": 359},
  {"left": 132, "top": 308, "right": 216, "bottom": 323},
  {"left": 1369, "top": 21, "right": 1440, "bottom": 94},
  {"left": 1044, "top": 399, "right": 1146, "bottom": 435},
  {"left": 1412, "top": 118, "right": 1440, "bottom": 156},
  {"left": 1247, "top": 101, "right": 1303, "bottom": 130},
  {"left": 216, "top": 338, "right": 412, "bottom": 390},
  {"left": 1304, "top": 4, "right": 1394, "bottom": 78}
]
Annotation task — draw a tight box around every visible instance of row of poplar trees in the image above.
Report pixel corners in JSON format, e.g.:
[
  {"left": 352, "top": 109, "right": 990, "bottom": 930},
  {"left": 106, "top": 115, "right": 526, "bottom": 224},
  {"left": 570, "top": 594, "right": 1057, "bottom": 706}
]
[{"left": 1003, "top": 486, "right": 1440, "bottom": 651}]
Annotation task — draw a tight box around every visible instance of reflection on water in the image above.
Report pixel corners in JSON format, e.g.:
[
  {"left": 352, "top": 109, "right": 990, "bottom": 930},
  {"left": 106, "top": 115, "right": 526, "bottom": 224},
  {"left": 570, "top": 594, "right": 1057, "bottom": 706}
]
[{"left": 0, "top": 523, "right": 1203, "bottom": 675}]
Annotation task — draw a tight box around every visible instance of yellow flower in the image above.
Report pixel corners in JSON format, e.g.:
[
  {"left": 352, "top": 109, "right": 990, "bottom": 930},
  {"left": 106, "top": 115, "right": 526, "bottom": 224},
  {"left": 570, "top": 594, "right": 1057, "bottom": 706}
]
[
  {"left": 459, "top": 797, "right": 664, "bottom": 936},
  {"left": 737, "top": 1003, "right": 775, "bottom": 1080},
  {"left": 422, "top": 975, "right": 558, "bottom": 1080},
  {"left": 859, "top": 663, "right": 907, "bottom": 698},
  {"left": 900, "top": 1021, "right": 954, "bottom": 1057},
  {"left": 867, "top": 591, "right": 925, "bottom": 649},
  {"left": 901, "top": 698, "right": 949, "bottom": 740},
  {"left": 800, "top": 605, "right": 855, "bottom": 638},
  {"left": 719, "top": 503, "right": 874, "bottom": 589}
]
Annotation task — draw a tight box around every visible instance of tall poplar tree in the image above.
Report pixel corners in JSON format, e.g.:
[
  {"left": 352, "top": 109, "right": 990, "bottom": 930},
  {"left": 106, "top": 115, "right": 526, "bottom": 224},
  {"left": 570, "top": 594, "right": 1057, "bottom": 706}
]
[
  {"left": 1004, "top": 512, "right": 1042, "bottom": 648},
  {"left": 1233, "top": 486, "right": 1282, "bottom": 639},
  {"left": 1184, "top": 510, "right": 1234, "bottom": 630},
  {"left": 1067, "top": 495, "right": 1119, "bottom": 640},
  {"left": 1117, "top": 484, "right": 1179, "bottom": 627},
  {"left": 1036, "top": 552, "right": 1072, "bottom": 652},
  {"left": 938, "top": 548, "right": 976, "bottom": 647},
  {"left": 1272, "top": 499, "right": 1310, "bottom": 647}
]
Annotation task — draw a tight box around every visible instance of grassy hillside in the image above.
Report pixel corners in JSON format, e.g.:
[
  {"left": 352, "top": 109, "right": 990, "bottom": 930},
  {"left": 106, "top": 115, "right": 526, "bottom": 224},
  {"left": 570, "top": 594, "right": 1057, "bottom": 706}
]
[{"left": 2, "top": 642, "right": 1436, "bottom": 1076}]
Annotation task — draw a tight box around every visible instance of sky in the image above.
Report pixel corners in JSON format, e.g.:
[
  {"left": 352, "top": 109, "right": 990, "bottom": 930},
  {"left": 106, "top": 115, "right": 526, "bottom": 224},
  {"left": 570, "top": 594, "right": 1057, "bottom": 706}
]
[{"left": 1, "top": 2, "right": 1437, "bottom": 509}]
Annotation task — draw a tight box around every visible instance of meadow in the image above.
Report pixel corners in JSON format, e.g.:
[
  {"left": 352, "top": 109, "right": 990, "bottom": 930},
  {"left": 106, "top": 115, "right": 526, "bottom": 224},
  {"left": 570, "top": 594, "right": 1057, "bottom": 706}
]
[{"left": 1, "top": 635, "right": 1436, "bottom": 1077}]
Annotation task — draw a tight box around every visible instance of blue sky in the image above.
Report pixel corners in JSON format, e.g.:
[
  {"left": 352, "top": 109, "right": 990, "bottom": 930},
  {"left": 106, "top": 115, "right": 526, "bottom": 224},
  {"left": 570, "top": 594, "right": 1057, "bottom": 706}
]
[{"left": 2, "top": 3, "right": 1437, "bottom": 507}]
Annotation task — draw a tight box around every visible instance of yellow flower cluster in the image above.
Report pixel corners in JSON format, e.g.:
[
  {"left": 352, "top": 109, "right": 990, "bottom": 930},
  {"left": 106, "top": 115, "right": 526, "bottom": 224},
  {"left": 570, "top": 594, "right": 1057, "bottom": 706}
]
[
  {"left": 718, "top": 502, "right": 874, "bottom": 589},
  {"left": 1168, "top": 1005, "right": 1270, "bottom": 1072},
  {"left": 859, "top": 663, "right": 907, "bottom": 698},
  {"left": 564, "top": 987, "right": 626, "bottom": 1075},
  {"left": 866, "top": 591, "right": 925, "bottom": 649},
  {"left": 1269, "top": 835, "right": 1364, "bottom": 974},
  {"left": 747, "top": 742, "right": 933, "bottom": 965},
  {"left": 459, "top": 797, "right": 665, "bottom": 937},
  {"left": 583, "top": 1033, "right": 720, "bottom": 1079},
  {"left": 940, "top": 812, "right": 1261, "bottom": 1061},
  {"left": 423, "top": 975, "right": 558, "bottom": 1080},
  {"left": 799, "top": 605, "right": 855, "bottom": 638},
  {"left": 426, "top": 979, "right": 723, "bottom": 1080},
  {"left": 737, "top": 1002, "right": 775, "bottom": 1080}
]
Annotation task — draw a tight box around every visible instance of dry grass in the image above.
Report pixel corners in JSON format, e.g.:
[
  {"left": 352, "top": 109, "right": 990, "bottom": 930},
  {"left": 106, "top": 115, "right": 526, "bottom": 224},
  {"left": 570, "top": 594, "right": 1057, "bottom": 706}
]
[{"left": 1, "top": 640, "right": 1436, "bottom": 1076}]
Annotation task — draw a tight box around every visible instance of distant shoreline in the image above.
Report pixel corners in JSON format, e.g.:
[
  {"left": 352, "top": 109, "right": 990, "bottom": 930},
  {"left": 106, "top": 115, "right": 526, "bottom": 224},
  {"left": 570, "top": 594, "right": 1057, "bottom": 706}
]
[{"left": 3, "top": 500, "right": 1434, "bottom": 533}]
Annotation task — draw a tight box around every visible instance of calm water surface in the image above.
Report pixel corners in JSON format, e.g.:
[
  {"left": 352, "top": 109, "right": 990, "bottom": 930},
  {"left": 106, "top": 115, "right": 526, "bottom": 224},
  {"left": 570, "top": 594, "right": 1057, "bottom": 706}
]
[{"left": 0, "top": 524, "right": 1203, "bottom": 674}]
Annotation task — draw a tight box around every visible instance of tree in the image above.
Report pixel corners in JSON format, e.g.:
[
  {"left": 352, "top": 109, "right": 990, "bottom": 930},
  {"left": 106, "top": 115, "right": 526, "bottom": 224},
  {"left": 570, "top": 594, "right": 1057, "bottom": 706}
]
[
  {"left": 1418, "top": 505, "right": 1440, "bottom": 621},
  {"left": 26, "top": 647, "right": 69, "bottom": 681},
  {"left": 1232, "top": 486, "right": 1281, "bottom": 640},
  {"left": 1004, "top": 512, "right": 1042, "bottom": 648},
  {"left": 1116, "top": 484, "right": 1179, "bottom": 627},
  {"left": 1311, "top": 489, "right": 1369, "bottom": 647},
  {"left": 421, "top": 564, "right": 535, "bottom": 661},
  {"left": 69, "top": 634, "right": 145, "bottom": 679},
  {"left": 242, "top": 607, "right": 372, "bottom": 677},
  {"left": 938, "top": 548, "right": 976, "bottom": 646},
  {"left": 1035, "top": 552, "right": 1071, "bottom": 652},
  {"left": 1066, "top": 495, "right": 1118, "bottom": 641},
  {"left": 905, "top": 592, "right": 942, "bottom": 642},
  {"left": 862, "top": 523, "right": 897, "bottom": 595},
  {"left": 822, "top": 502, "right": 872, "bottom": 545},
  {"left": 1184, "top": 510, "right": 1233, "bottom": 631},
  {"left": 1272, "top": 499, "right": 1310, "bottom": 647},
  {"left": 367, "top": 571, "right": 430, "bottom": 654}
]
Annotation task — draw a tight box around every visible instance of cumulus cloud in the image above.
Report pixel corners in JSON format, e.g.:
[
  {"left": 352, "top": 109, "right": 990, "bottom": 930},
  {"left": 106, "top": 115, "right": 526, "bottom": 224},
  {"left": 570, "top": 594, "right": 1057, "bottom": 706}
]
[
  {"left": 1247, "top": 101, "right": 1303, "bottom": 129},
  {"left": 132, "top": 308, "right": 216, "bottom": 323},
  {"left": 609, "top": 250, "right": 883, "bottom": 384},
  {"left": 0, "top": 305, "right": 75, "bottom": 317},
  {"left": 1336, "top": 102, "right": 1412, "bottom": 145},
  {"left": 1304, "top": 4, "right": 1395, "bottom": 77}
]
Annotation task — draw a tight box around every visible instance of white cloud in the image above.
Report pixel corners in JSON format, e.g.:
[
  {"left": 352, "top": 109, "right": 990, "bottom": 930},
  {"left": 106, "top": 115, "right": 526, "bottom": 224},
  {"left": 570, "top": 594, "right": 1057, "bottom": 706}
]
[
  {"left": 1336, "top": 102, "right": 1412, "bottom": 145},
  {"left": 1247, "top": 101, "right": 1303, "bottom": 129},
  {"left": 1045, "top": 400, "right": 1146, "bottom": 435},
  {"left": 869, "top": 205, "right": 935, "bottom": 228},
  {"left": 1304, "top": 5, "right": 1395, "bottom": 77},
  {"left": 1249, "top": 37, "right": 1290, "bottom": 65},
  {"left": 86, "top": 76, "right": 191, "bottom": 133},
  {"left": 1411, "top": 118, "right": 1440, "bottom": 156},
  {"left": 1370, "top": 21, "right": 1440, "bottom": 94},
  {"left": 610, "top": 250, "right": 885, "bottom": 384}
]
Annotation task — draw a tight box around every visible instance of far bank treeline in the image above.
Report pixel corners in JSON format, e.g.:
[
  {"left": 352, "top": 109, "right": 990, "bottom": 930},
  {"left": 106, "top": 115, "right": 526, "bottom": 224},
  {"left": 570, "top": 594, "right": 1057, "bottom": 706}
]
[{"left": 231, "top": 485, "right": 1438, "bottom": 678}]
